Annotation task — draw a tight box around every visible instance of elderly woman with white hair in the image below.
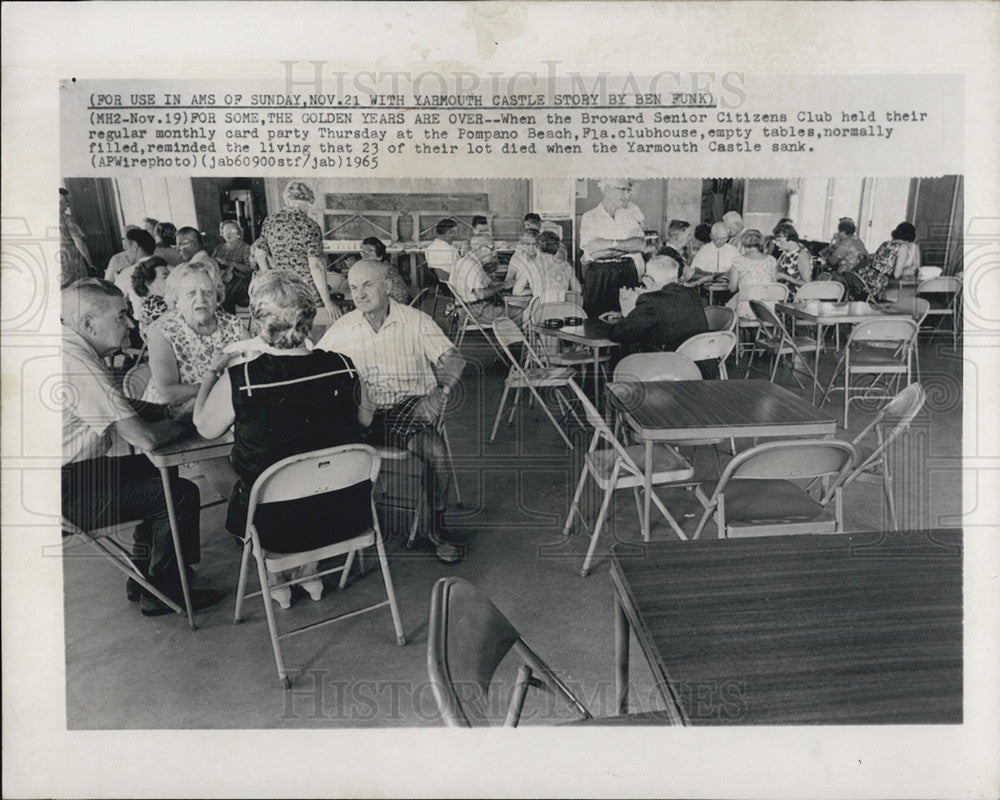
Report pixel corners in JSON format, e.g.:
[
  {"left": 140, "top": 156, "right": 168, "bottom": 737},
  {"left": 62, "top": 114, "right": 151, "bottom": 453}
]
[
  {"left": 143, "top": 261, "right": 248, "bottom": 405},
  {"left": 252, "top": 180, "right": 340, "bottom": 326},
  {"left": 193, "top": 271, "right": 369, "bottom": 609}
]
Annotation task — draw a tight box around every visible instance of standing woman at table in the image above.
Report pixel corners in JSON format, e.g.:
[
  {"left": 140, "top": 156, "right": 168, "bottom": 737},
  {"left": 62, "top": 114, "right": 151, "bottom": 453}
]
[
  {"left": 852, "top": 221, "right": 921, "bottom": 301},
  {"left": 772, "top": 221, "right": 814, "bottom": 288},
  {"left": 193, "top": 271, "right": 371, "bottom": 609}
]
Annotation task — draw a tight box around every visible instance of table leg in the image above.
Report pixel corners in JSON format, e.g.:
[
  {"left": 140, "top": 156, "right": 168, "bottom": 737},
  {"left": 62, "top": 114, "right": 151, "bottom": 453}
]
[
  {"left": 643, "top": 441, "right": 652, "bottom": 541},
  {"left": 615, "top": 592, "right": 630, "bottom": 715},
  {"left": 592, "top": 347, "right": 601, "bottom": 408},
  {"left": 812, "top": 322, "right": 823, "bottom": 403},
  {"left": 158, "top": 466, "right": 197, "bottom": 629}
]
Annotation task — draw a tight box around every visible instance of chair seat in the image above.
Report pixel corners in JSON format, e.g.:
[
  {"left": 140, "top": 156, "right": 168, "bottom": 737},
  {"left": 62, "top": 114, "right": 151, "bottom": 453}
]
[
  {"left": 508, "top": 366, "right": 577, "bottom": 386},
  {"left": 848, "top": 349, "right": 910, "bottom": 369},
  {"left": 264, "top": 528, "right": 376, "bottom": 573},
  {"left": 549, "top": 350, "right": 610, "bottom": 366},
  {"left": 586, "top": 443, "right": 693, "bottom": 489},
  {"left": 702, "top": 478, "right": 824, "bottom": 523}
]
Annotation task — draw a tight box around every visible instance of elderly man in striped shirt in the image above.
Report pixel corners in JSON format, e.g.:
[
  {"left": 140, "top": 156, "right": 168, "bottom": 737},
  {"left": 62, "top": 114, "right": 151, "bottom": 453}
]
[{"left": 316, "top": 259, "right": 466, "bottom": 563}]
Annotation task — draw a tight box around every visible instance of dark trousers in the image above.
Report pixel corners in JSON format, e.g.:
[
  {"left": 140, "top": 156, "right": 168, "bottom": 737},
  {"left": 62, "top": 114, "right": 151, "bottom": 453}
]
[
  {"left": 222, "top": 270, "right": 254, "bottom": 313},
  {"left": 62, "top": 454, "right": 200, "bottom": 590},
  {"left": 583, "top": 258, "right": 640, "bottom": 318}
]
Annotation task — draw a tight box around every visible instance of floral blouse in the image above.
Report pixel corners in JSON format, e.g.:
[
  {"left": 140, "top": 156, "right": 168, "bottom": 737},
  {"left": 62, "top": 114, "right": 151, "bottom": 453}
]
[{"left": 143, "top": 309, "right": 247, "bottom": 403}]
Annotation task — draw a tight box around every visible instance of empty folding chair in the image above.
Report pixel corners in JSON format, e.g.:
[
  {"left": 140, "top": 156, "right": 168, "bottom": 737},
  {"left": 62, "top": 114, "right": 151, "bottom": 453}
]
[
  {"left": 676, "top": 330, "right": 738, "bottom": 379},
  {"left": 704, "top": 305, "right": 737, "bottom": 333},
  {"left": 732, "top": 282, "right": 789, "bottom": 360},
  {"left": 746, "top": 300, "right": 818, "bottom": 389},
  {"left": 446, "top": 277, "right": 505, "bottom": 359},
  {"left": 233, "top": 444, "right": 406, "bottom": 689},
  {"left": 427, "top": 576, "right": 591, "bottom": 726},
  {"left": 820, "top": 317, "right": 918, "bottom": 427},
  {"left": 561, "top": 378, "right": 695, "bottom": 576},
  {"left": 692, "top": 439, "right": 856, "bottom": 539},
  {"left": 840, "top": 383, "right": 926, "bottom": 531},
  {"left": 887, "top": 297, "right": 930, "bottom": 380},
  {"left": 793, "top": 280, "right": 846, "bottom": 343},
  {"left": 491, "top": 317, "right": 580, "bottom": 449},
  {"left": 916, "top": 276, "right": 962, "bottom": 348}
]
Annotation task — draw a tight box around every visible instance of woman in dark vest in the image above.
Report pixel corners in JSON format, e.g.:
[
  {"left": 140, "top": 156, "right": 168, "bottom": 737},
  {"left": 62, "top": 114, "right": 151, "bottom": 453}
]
[{"left": 194, "top": 270, "right": 371, "bottom": 609}]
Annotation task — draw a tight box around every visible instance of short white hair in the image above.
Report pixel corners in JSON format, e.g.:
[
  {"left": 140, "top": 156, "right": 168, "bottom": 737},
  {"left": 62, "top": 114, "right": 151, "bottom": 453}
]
[
  {"left": 61, "top": 278, "right": 123, "bottom": 331},
  {"left": 164, "top": 261, "right": 225, "bottom": 307},
  {"left": 598, "top": 178, "right": 633, "bottom": 193}
]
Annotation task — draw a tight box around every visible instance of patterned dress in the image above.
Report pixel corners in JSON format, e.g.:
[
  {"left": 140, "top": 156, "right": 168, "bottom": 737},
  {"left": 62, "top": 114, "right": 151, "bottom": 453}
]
[
  {"left": 727, "top": 254, "right": 777, "bottom": 319},
  {"left": 143, "top": 309, "right": 247, "bottom": 402},
  {"left": 776, "top": 244, "right": 811, "bottom": 283},
  {"left": 255, "top": 206, "right": 325, "bottom": 300},
  {"left": 136, "top": 294, "right": 169, "bottom": 340},
  {"left": 855, "top": 239, "right": 902, "bottom": 300}
]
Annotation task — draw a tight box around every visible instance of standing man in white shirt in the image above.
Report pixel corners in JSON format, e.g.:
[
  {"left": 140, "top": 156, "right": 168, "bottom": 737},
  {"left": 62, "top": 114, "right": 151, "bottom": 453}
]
[{"left": 578, "top": 178, "right": 646, "bottom": 317}]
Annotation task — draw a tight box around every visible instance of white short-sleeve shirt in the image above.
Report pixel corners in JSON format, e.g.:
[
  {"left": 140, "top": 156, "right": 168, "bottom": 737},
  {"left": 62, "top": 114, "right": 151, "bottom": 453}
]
[
  {"left": 62, "top": 326, "right": 137, "bottom": 464},
  {"left": 689, "top": 242, "right": 740, "bottom": 274},
  {"left": 315, "top": 300, "right": 453, "bottom": 409},
  {"left": 579, "top": 202, "right": 645, "bottom": 262}
]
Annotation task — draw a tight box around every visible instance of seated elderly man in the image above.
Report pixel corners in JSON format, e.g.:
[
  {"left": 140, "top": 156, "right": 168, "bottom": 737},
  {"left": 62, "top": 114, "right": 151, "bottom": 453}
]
[
  {"left": 723, "top": 210, "right": 753, "bottom": 250},
  {"left": 820, "top": 217, "right": 868, "bottom": 274},
  {"left": 113, "top": 227, "right": 157, "bottom": 313},
  {"left": 602, "top": 257, "right": 713, "bottom": 375},
  {"left": 213, "top": 220, "right": 255, "bottom": 312},
  {"left": 61, "top": 279, "right": 222, "bottom": 616},
  {"left": 579, "top": 178, "right": 645, "bottom": 317},
  {"left": 686, "top": 221, "right": 740, "bottom": 281},
  {"left": 505, "top": 230, "right": 539, "bottom": 288},
  {"left": 424, "top": 218, "right": 461, "bottom": 277},
  {"left": 316, "top": 259, "right": 467, "bottom": 563},
  {"left": 104, "top": 224, "right": 141, "bottom": 283},
  {"left": 449, "top": 235, "right": 520, "bottom": 325}
]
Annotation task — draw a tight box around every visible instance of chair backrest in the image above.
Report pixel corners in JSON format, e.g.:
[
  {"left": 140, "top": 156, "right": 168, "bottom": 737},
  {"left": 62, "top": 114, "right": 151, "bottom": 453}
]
[
  {"left": 676, "top": 331, "right": 737, "bottom": 366},
  {"left": 493, "top": 316, "right": 548, "bottom": 370},
  {"left": 840, "top": 270, "right": 871, "bottom": 301},
  {"left": 122, "top": 363, "right": 151, "bottom": 400},
  {"left": 529, "top": 300, "right": 587, "bottom": 325},
  {"left": 738, "top": 282, "right": 789, "bottom": 304},
  {"left": 409, "top": 287, "right": 430, "bottom": 307},
  {"left": 849, "top": 383, "right": 926, "bottom": 475},
  {"left": 613, "top": 352, "right": 701, "bottom": 382},
  {"left": 917, "top": 266, "right": 942, "bottom": 281},
  {"left": 562, "top": 378, "right": 648, "bottom": 481},
  {"left": 916, "top": 276, "right": 962, "bottom": 297},
  {"left": 889, "top": 297, "right": 931, "bottom": 326},
  {"left": 704, "top": 305, "right": 737, "bottom": 332},
  {"left": 427, "top": 576, "right": 591, "bottom": 727},
  {"left": 848, "top": 317, "right": 919, "bottom": 347},
  {"left": 748, "top": 299, "right": 793, "bottom": 339},
  {"left": 713, "top": 439, "right": 856, "bottom": 508},
  {"left": 247, "top": 444, "right": 380, "bottom": 509},
  {"left": 796, "top": 281, "right": 845, "bottom": 301}
]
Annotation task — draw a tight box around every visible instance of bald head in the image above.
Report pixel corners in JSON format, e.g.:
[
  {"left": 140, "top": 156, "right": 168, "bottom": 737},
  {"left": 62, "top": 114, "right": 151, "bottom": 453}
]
[
  {"left": 710, "top": 222, "right": 729, "bottom": 247},
  {"left": 348, "top": 258, "right": 391, "bottom": 314},
  {"left": 722, "top": 211, "right": 743, "bottom": 236}
]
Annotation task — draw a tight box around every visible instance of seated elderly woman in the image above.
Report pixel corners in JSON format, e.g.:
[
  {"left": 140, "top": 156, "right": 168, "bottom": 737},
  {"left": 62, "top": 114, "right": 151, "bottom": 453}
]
[
  {"left": 771, "top": 221, "right": 814, "bottom": 286},
  {"left": 143, "top": 261, "right": 248, "bottom": 405},
  {"left": 129, "top": 256, "right": 170, "bottom": 340},
  {"left": 512, "top": 230, "right": 580, "bottom": 302},
  {"left": 193, "top": 271, "right": 371, "bottom": 609},
  {"left": 851, "top": 221, "right": 921, "bottom": 300},
  {"left": 726, "top": 229, "right": 778, "bottom": 319},
  {"left": 359, "top": 236, "right": 409, "bottom": 303}
]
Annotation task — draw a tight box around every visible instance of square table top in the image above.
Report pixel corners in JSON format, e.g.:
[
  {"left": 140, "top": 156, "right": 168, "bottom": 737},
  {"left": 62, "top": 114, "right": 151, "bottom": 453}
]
[
  {"left": 776, "top": 300, "right": 912, "bottom": 325},
  {"left": 611, "top": 530, "right": 962, "bottom": 725},
  {"left": 146, "top": 430, "right": 235, "bottom": 468},
  {"left": 607, "top": 378, "right": 836, "bottom": 442},
  {"left": 529, "top": 318, "right": 618, "bottom": 347}
]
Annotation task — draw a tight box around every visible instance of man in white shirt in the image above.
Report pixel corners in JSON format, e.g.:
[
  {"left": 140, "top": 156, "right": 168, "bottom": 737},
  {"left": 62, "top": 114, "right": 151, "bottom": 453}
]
[
  {"left": 61, "top": 278, "right": 222, "bottom": 615},
  {"left": 450, "top": 236, "right": 520, "bottom": 325},
  {"left": 316, "top": 259, "right": 467, "bottom": 563},
  {"left": 424, "top": 218, "right": 461, "bottom": 277},
  {"left": 723, "top": 210, "right": 752, "bottom": 250},
  {"left": 104, "top": 225, "right": 141, "bottom": 283},
  {"left": 578, "top": 178, "right": 646, "bottom": 317},
  {"left": 113, "top": 228, "right": 157, "bottom": 314},
  {"left": 687, "top": 221, "right": 740, "bottom": 279}
]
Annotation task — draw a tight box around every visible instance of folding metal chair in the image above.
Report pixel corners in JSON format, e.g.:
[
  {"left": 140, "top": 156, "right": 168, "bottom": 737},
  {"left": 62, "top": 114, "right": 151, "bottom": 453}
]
[
  {"left": 916, "top": 276, "right": 962, "bottom": 348},
  {"left": 746, "top": 300, "right": 818, "bottom": 389},
  {"left": 692, "top": 439, "right": 856, "bottom": 539},
  {"left": 60, "top": 516, "right": 187, "bottom": 616},
  {"left": 427, "top": 576, "right": 591, "bottom": 727},
  {"left": 446, "top": 277, "right": 505, "bottom": 359},
  {"left": 676, "top": 330, "right": 738, "bottom": 379},
  {"left": 840, "top": 383, "right": 926, "bottom": 531},
  {"left": 704, "top": 305, "right": 737, "bottom": 333},
  {"left": 408, "top": 286, "right": 430, "bottom": 309},
  {"left": 490, "top": 317, "right": 579, "bottom": 449},
  {"left": 820, "top": 317, "right": 918, "bottom": 427},
  {"left": 561, "top": 378, "right": 695, "bottom": 576},
  {"left": 233, "top": 444, "right": 406, "bottom": 689},
  {"left": 732, "top": 282, "right": 789, "bottom": 360},
  {"left": 793, "top": 280, "right": 846, "bottom": 344},
  {"left": 887, "top": 297, "right": 930, "bottom": 380},
  {"left": 427, "top": 266, "right": 455, "bottom": 320},
  {"left": 122, "top": 362, "right": 151, "bottom": 401}
]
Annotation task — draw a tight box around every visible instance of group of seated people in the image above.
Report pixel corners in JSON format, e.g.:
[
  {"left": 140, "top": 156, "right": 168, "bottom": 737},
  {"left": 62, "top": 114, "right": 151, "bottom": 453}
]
[{"left": 62, "top": 246, "right": 471, "bottom": 619}]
